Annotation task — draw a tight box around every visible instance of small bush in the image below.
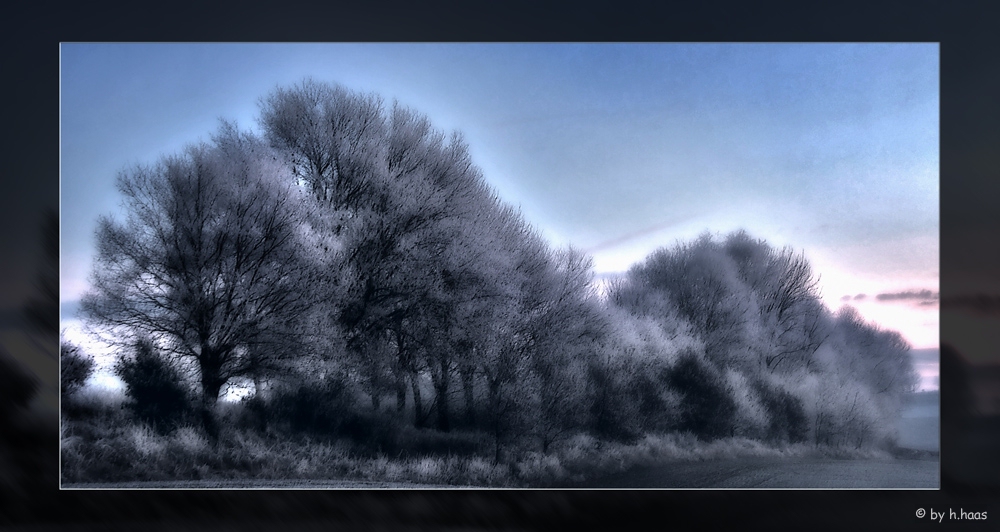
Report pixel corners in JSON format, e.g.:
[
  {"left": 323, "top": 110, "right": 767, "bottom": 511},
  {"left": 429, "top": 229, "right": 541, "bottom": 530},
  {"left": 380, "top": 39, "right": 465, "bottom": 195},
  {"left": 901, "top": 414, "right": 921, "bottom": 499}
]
[
  {"left": 666, "top": 352, "right": 737, "bottom": 440},
  {"left": 395, "top": 427, "right": 486, "bottom": 457},
  {"left": 586, "top": 360, "right": 642, "bottom": 442},
  {"left": 631, "top": 364, "right": 681, "bottom": 433},
  {"left": 754, "top": 380, "right": 809, "bottom": 443},
  {"left": 61, "top": 341, "right": 96, "bottom": 398},
  {"left": 265, "top": 375, "right": 372, "bottom": 441},
  {"left": 127, "top": 424, "right": 167, "bottom": 458},
  {"left": 114, "top": 339, "right": 193, "bottom": 434},
  {"left": 230, "top": 394, "right": 269, "bottom": 433},
  {"left": 171, "top": 426, "right": 210, "bottom": 454},
  {"left": 62, "top": 386, "right": 128, "bottom": 425}
]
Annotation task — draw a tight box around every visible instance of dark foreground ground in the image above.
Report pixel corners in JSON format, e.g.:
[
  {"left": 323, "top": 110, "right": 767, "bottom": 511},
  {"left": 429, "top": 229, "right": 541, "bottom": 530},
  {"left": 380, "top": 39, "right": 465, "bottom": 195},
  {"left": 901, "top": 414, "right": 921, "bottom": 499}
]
[
  {"left": 557, "top": 455, "right": 939, "bottom": 488},
  {"left": 62, "top": 455, "right": 939, "bottom": 489},
  {"left": 65, "top": 392, "right": 942, "bottom": 490},
  {"left": 63, "top": 479, "right": 460, "bottom": 489}
]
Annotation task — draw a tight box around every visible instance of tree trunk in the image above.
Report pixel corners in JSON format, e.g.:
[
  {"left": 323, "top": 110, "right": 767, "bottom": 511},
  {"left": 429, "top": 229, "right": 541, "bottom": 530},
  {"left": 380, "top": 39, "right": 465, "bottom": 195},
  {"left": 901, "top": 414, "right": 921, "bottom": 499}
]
[
  {"left": 461, "top": 365, "right": 475, "bottom": 425},
  {"left": 494, "top": 429, "right": 502, "bottom": 465},
  {"left": 199, "top": 350, "right": 225, "bottom": 443},
  {"left": 433, "top": 356, "right": 451, "bottom": 432},
  {"left": 253, "top": 374, "right": 269, "bottom": 401},
  {"left": 394, "top": 330, "right": 408, "bottom": 414},
  {"left": 396, "top": 373, "right": 407, "bottom": 413},
  {"left": 817, "top": 411, "right": 822, "bottom": 446},
  {"left": 411, "top": 373, "right": 425, "bottom": 428},
  {"left": 489, "top": 378, "right": 503, "bottom": 464},
  {"left": 200, "top": 377, "right": 224, "bottom": 443}
]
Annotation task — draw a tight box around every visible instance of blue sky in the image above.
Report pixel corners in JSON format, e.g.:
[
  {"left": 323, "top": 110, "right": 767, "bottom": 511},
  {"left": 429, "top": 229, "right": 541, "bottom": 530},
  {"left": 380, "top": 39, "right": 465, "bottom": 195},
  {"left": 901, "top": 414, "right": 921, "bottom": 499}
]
[{"left": 60, "top": 43, "right": 939, "bottom": 389}]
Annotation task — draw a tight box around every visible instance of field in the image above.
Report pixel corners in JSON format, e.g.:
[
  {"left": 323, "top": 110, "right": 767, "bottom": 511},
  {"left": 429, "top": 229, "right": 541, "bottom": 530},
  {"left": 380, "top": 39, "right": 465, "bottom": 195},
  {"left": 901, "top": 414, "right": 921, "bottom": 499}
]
[
  {"left": 895, "top": 391, "right": 940, "bottom": 452},
  {"left": 65, "top": 454, "right": 938, "bottom": 489},
  {"left": 62, "top": 392, "right": 939, "bottom": 489}
]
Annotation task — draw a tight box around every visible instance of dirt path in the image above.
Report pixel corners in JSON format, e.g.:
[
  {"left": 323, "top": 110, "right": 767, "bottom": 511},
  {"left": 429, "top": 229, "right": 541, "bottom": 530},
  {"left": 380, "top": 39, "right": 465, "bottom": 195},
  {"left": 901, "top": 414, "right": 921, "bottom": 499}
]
[
  {"left": 64, "top": 457, "right": 938, "bottom": 489},
  {"left": 559, "top": 456, "right": 939, "bottom": 488},
  {"left": 62, "top": 479, "right": 461, "bottom": 489}
]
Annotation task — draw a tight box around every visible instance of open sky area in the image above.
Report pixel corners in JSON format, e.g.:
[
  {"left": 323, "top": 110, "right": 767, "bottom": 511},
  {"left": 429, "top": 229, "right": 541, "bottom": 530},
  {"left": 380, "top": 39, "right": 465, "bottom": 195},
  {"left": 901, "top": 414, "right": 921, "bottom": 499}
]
[{"left": 59, "top": 43, "right": 939, "bottom": 391}]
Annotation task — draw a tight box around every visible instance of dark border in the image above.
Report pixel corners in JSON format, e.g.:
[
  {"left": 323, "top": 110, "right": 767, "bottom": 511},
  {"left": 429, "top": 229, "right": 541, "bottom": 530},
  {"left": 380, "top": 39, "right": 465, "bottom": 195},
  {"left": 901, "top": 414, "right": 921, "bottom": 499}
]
[{"left": 4, "top": 0, "right": 998, "bottom": 529}]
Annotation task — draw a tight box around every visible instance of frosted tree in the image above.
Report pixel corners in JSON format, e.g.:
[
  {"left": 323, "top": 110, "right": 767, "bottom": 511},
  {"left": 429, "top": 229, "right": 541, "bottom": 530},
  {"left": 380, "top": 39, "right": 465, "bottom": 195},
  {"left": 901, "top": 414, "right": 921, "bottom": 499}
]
[
  {"left": 611, "top": 233, "right": 755, "bottom": 371},
  {"left": 722, "top": 230, "right": 830, "bottom": 374},
  {"left": 81, "top": 123, "right": 317, "bottom": 435},
  {"left": 261, "top": 80, "right": 531, "bottom": 431}
]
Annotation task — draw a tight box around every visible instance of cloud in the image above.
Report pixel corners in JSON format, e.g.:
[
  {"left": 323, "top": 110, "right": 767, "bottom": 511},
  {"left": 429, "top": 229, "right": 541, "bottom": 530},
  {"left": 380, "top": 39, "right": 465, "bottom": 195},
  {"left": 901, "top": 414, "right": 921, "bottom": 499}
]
[
  {"left": 840, "top": 293, "right": 867, "bottom": 301},
  {"left": 875, "top": 289, "right": 939, "bottom": 301},
  {"left": 872, "top": 289, "right": 939, "bottom": 308},
  {"left": 582, "top": 215, "right": 695, "bottom": 254}
]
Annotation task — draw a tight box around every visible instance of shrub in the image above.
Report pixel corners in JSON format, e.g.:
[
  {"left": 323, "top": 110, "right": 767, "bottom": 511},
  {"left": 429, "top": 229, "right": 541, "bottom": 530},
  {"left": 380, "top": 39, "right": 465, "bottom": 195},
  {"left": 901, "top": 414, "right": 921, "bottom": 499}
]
[
  {"left": 266, "top": 375, "right": 365, "bottom": 439},
  {"left": 114, "top": 339, "right": 193, "bottom": 434},
  {"left": 170, "top": 425, "right": 210, "bottom": 454},
  {"left": 60, "top": 385, "right": 127, "bottom": 423},
  {"left": 724, "top": 369, "right": 769, "bottom": 439},
  {"left": 395, "top": 427, "right": 486, "bottom": 457},
  {"left": 229, "top": 394, "right": 270, "bottom": 434},
  {"left": 630, "top": 363, "right": 681, "bottom": 434},
  {"left": 665, "top": 351, "right": 737, "bottom": 440},
  {"left": 586, "top": 359, "right": 641, "bottom": 442},
  {"left": 754, "top": 380, "right": 809, "bottom": 443},
  {"left": 61, "top": 341, "right": 95, "bottom": 397}
]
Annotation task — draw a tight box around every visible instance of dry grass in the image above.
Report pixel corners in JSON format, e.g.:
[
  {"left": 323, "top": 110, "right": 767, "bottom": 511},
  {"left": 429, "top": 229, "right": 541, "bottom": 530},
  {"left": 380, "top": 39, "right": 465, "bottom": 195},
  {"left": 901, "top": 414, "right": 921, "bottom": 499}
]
[{"left": 61, "top": 397, "right": 895, "bottom": 487}]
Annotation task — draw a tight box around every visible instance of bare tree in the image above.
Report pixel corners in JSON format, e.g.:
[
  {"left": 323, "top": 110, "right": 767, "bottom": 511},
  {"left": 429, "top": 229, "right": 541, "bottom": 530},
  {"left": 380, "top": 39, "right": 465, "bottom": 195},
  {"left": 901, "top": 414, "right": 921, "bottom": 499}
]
[
  {"left": 60, "top": 340, "right": 94, "bottom": 397},
  {"left": 612, "top": 233, "right": 754, "bottom": 369},
  {"left": 831, "top": 306, "right": 919, "bottom": 407},
  {"left": 260, "top": 80, "right": 518, "bottom": 431},
  {"left": 81, "top": 123, "right": 316, "bottom": 435},
  {"left": 722, "top": 231, "right": 830, "bottom": 374}
]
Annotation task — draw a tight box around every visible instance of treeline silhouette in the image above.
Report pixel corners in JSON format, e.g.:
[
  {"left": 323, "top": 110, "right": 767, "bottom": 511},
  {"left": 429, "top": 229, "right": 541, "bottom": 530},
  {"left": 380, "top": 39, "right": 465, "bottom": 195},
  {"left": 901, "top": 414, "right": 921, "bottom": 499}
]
[{"left": 66, "top": 79, "right": 919, "bottom": 467}]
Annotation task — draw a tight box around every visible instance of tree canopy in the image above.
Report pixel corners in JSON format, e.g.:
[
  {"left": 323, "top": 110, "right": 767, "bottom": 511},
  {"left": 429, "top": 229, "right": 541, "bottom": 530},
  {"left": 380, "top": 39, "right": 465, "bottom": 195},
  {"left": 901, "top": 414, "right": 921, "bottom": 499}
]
[
  {"left": 81, "top": 123, "right": 317, "bottom": 415},
  {"left": 78, "top": 79, "right": 921, "bottom": 455}
]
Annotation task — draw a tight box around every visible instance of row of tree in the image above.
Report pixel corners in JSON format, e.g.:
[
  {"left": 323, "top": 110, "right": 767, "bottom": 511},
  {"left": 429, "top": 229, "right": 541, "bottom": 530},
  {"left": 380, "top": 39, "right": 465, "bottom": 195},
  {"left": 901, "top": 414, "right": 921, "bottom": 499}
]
[{"left": 75, "top": 79, "right": 918, "bottom": 456}]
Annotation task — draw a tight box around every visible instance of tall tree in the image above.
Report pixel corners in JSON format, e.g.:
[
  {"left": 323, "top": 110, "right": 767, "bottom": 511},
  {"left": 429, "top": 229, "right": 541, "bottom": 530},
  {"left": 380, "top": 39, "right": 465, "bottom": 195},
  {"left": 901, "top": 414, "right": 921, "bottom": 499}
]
[
  {"left": 722, "top": 230, "right": 829, "bottom": 374},
  {"left": 525, "top": 247, "right": 606, "bottom": 450},
  {"left": 81, "top": 123, "right": 316, "bottom": 432},
  {"left": 831, "top": 306, "right": 919, "bottom": 399},
  {"left": 260, "top": 80, "right": 508, "bottom": 429},
  {"left": 611, "top": 233, "right": 754, "bottom": 370}
]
